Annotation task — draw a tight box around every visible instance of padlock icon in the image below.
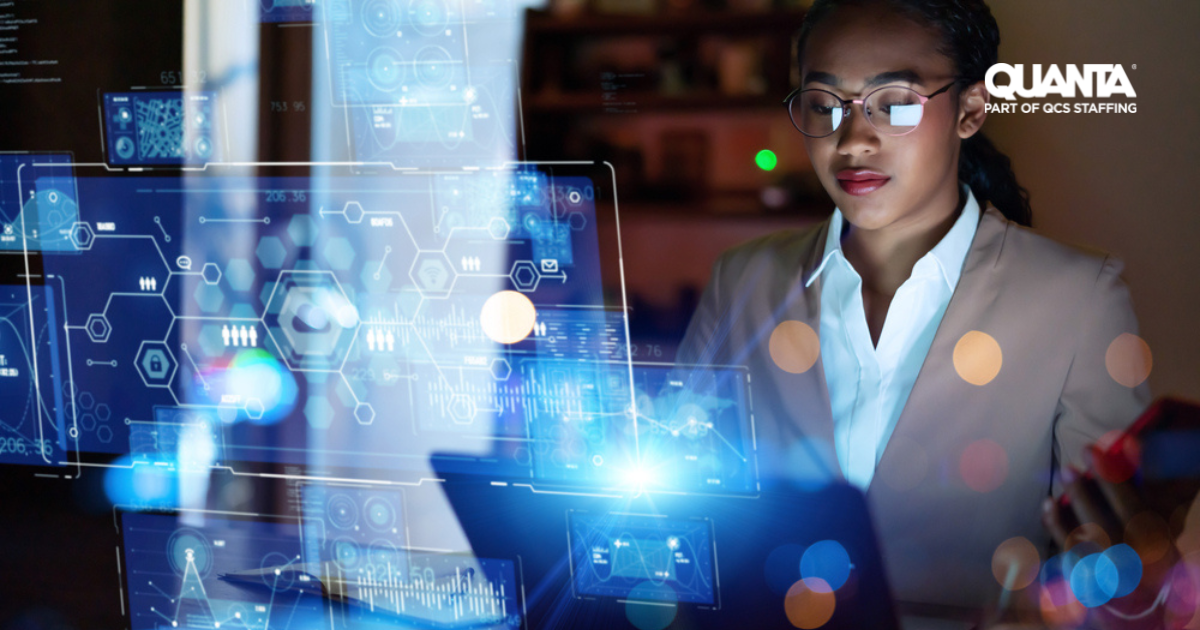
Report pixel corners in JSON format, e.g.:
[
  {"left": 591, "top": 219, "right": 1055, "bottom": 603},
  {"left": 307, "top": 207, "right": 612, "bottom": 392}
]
[{"left": 150, "top": 354, "right": 163, "bottom": 373}]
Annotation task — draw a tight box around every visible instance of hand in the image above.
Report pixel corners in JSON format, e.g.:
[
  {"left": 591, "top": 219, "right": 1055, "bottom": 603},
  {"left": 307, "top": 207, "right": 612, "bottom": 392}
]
[{"left": 1040, "top": 447, "right": 1198, "bottom": 629}]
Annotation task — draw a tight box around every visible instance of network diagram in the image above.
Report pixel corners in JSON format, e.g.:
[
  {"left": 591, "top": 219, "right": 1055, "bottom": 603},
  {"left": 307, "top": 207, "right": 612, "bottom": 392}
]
[{"left": 1, "top": 152, "right": 763, "bottom": 626}]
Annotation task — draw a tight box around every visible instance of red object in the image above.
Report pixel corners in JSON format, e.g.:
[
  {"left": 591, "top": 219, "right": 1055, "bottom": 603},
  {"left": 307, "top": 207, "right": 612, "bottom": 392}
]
[{"left": 1091, "top": 397, "right": 1200, "bottom": 483}]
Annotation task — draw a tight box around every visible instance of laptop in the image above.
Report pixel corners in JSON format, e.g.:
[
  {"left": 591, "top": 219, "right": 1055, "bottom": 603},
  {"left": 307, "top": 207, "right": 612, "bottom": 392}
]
[{"left": 436, "top": 466, "right": 903, "bottom": 630}]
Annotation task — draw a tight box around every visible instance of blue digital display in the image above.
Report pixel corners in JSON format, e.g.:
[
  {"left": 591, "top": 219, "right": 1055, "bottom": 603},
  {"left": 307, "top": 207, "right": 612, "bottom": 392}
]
[
  {"left": 259, "top": 0, "right": 316, "bottom": 23},
  {"left": 122, "top": 510, "right": 522, "bottom": 629},
  {"left": 36, "top": 168, "right": 630, "bottom": 483},
  {"left": 321, "top": 0, "right": 521, "bottom": 167},
  {"left": 299, "top": 483, "right": 409, "bottom": 575},
  {"left": 0, "top": 153, "right": 80, "bottom": 252},
  {"left": 121, "top": 511, "right": 327, "bottom": 630},
  {"left": 346, "top": 61, "right": 520, "bottom": 167},
  {"left": 103, "top": 92, "right": 220, "bottom": 165},
  {"left": 0, "top": 282, "right": 70, "bottom": 466},
  {"left": 568, "top": 511, "right": 717, "bottom": 606},
  {"left": 529, "top": 361, "right": 758, "bottom": 494}
]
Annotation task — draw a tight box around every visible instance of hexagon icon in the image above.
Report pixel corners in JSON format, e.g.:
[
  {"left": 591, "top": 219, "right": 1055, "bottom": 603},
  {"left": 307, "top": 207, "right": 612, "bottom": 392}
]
[
  {"left": 488, "top": 217, "right": 511, "bottom": 240},
  {"left": 263, "top": 270, "right": 359, "bottom": 371},
  {"left": 85, "top": 313, "right": 112, "bottom": 343},
  {"left": 305, "top": 395, "right": 334, "bottom": 429},
  {"left": 135, "top": 341, "right": 177, "bottom": 387},
  {"left": 448, "top": 394, "right": 477, "bottom": 425},
  {"left": 409, "top": 251, "right": 457, "bottom": 298},
  {"left": 354, "top": 402, "right": 376, "bottom": 425},
  {"left": 255, "top": 236, "right": 288, "bottom": 269},
  {"left": 489, "top": 358, "right": 512, "bottom": 381},
  {"left": 194, "top": 281, "right": 225, "bottom": 313},
  {"left": 69, "top": 222, "right": 95, "bottom": 250},
  {"left": 288, "top": 214, "right": 318, "bottom": 247},
  {"left": 245, "top": 398, "right": 265, "bottom": 421},
  {"left": 323, "top": 237, "right": 356, "bottom": 271},
  {"left": 201, "top": 262, "right": 222, "bottom": 285},
  {"left": 509, "top": 260, "right": 540, "bottom": 292},
  {"left": 225, "top": 258, "right": 256, "bottom": 292},
  {"left": 343, "top": 201, "right": 365, "bottom": 224}
]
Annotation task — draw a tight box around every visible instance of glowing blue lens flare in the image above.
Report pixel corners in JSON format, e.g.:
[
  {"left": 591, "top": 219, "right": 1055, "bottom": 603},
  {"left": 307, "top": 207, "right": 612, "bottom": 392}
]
[
  {"left": 103, "top": 454, "right": 180, "bottom": 508},
  {"left": 225, "top": 349, "right": 299, "bottom": 425},
  {"left": 1040, "top": 549, "right": 1082, "bottom": 588},
  {"left": 621, "top": 465, "right": 659, "bottom": 491},
  {"left": 1098, "top": 543, "right": 1143, "bottom": 599},
  {"left": 800, "top": 540, "right": 852, "bottom": 591},
  {"left": 1069, "top": 553, "right": 1114, "bottom": 608}
]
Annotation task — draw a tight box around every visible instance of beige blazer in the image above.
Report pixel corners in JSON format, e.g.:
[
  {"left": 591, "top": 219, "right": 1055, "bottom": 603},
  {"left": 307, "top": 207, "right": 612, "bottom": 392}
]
[{"left": 676, "top": 203, "right": 1153, "bottom": 609}]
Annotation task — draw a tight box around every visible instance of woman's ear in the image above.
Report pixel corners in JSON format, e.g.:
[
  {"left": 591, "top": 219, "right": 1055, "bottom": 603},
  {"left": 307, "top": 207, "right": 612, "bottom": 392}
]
[{"left": 956, "top": 80, "right": 989, "bottom": 140}]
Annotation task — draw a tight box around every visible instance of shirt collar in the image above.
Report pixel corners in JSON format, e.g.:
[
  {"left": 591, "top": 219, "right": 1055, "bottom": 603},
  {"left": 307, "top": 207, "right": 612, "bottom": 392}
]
[{"left": 804, "top": 182, "right": 982, "bottom": 292}]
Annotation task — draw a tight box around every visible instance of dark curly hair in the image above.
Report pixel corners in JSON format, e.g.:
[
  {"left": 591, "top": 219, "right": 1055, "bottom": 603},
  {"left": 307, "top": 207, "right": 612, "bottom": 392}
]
[{"left": 795, "top": 0, "right": 1033, "bottom": 226}]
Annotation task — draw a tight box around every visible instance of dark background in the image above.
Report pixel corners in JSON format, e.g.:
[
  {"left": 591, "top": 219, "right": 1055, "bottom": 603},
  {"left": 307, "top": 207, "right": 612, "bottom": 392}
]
[{"left": 1, "top": 1, "right": 1197, "bottom": 627}]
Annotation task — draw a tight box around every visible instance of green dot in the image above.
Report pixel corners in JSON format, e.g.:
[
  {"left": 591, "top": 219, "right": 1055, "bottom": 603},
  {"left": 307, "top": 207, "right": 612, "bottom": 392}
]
[{"left": 755, "top": 149, "right": 778, "bottom": 171}]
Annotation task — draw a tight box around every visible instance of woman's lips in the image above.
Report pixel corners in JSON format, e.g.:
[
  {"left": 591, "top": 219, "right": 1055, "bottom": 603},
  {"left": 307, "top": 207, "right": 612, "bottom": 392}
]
[{"left": 837, "top": 176, "right": 890, "bottom": 196}]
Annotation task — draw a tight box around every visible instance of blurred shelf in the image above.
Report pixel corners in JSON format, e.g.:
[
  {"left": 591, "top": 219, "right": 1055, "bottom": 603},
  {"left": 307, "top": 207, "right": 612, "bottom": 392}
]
[
  {"left": 524, "top": 90, "right": 779, "bottom": 113},
  {"left": 616, "top": 194, "right": 831, "bottom": 218},
  {"left": 525, "top": 9, "right": 807, "bottom": 36}
]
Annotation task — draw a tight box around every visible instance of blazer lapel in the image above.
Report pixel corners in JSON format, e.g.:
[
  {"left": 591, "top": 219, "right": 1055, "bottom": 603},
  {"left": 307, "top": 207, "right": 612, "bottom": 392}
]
[
  {"left": 780, "top": 217, "right": 841, "bottom": 471},
  {"left": 868, "top": 205, "right": 1009, "bottom": 495}
]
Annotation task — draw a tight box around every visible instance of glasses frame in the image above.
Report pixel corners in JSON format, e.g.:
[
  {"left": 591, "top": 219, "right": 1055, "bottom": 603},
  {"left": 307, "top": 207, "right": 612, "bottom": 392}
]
[{"left": 782, "top": 78, "right": 965, "bottom": 138}]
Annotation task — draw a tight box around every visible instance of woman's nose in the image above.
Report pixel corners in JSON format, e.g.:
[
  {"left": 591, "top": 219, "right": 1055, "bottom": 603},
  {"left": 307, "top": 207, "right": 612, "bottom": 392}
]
[{"left": 836, "top": 102, "right": 880, "bottom": 155}]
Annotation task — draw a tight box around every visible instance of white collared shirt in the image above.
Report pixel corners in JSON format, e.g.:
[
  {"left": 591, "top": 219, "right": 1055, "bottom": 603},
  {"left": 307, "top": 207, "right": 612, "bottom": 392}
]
[{"left": 806, "top": 182, "right": 982, "bottom": 490}]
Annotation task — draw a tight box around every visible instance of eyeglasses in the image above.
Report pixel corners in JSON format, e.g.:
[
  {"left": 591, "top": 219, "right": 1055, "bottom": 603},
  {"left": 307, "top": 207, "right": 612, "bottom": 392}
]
[{"left": 783, "top": 79, "right": 963, "bottom": 138}]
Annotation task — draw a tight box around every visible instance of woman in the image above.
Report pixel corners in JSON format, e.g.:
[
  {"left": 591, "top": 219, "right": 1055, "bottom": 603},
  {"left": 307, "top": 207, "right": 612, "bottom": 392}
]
[{"left": 675, "top": 0, "right": 1155, "bottom": 619}]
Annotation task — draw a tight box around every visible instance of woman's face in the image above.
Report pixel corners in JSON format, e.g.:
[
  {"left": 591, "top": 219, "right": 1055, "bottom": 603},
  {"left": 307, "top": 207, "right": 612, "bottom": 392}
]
[{"left": 799, "top": 4, "right": 985, "bottom": 232}]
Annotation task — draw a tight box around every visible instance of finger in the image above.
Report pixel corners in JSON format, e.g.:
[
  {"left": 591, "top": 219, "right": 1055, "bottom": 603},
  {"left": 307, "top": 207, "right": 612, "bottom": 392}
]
[{"left": 1042, "top": 496, "right": 1070, "bottom": 547}]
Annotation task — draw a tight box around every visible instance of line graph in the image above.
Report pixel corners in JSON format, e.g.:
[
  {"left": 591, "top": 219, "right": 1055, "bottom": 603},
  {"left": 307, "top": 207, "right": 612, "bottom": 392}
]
[{"left": 568, "top": 511, "right": 716, "bottom": 605}]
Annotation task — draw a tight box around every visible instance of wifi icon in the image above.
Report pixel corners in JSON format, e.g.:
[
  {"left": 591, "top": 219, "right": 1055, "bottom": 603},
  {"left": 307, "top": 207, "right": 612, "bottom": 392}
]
[{"left": 417, "top": 258, "right": 449, "bottom": 291}]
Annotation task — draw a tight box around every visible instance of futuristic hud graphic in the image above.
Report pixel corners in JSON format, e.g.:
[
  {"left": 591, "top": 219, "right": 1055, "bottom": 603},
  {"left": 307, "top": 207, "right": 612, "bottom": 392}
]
[
  {"left": 322, "top": 0, "right": 520, "bottom": 166},
  {"left": 0, "top": 282, "right": 70, "bottom": 467},
  {"left": 104, "top": 92, "right": 221, "bottom": 166},
  {"left": 569, "top": 512, "right": 717, "bottom": 606},
  {"left": 0, "top": 153, "right": 81, "bottom": 252},
  {"left": 0, "top": 0, "right": 868, "bottom": 628}
]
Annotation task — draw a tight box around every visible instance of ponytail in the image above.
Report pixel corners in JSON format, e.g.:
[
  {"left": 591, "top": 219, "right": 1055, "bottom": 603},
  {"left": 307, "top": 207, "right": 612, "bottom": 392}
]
[{"left": 959, "top": 130, "right": 1032, "bottom": 226}]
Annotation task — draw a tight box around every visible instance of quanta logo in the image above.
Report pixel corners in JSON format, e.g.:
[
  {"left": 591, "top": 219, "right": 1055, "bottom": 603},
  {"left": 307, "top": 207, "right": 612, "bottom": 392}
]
[{"left": 985, "top": 64, "right": 1136, "bottom": 101}]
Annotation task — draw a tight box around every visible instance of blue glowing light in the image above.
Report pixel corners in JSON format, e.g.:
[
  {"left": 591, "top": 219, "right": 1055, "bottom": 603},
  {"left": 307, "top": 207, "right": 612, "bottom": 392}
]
[
  {"left": 1098, "top": 543, "right": 1143, "bottom": 599},
  {"left": 800, "top": 540, "right": 852, "bottom": 591},
  {"left": 1069, "top": 553, "right": 1113, "bottom": 608},
  {"left": 1040, "top": 549, "right": 1081, "bottom": 588},
  {"left": 103, "top": 454, "right": 180, "bottom": 508},
  {"left": 223, "top": 349, "right": 299, "bottom": 425}
]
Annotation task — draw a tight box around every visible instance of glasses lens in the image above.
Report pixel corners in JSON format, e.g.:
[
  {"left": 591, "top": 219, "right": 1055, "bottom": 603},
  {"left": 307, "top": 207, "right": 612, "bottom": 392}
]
[
  {"left": 865, "top": 87, "right": 924, "bottom": 135},
  {"left": 790, "top": 90, "right": 844, "bottom": 137}
]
